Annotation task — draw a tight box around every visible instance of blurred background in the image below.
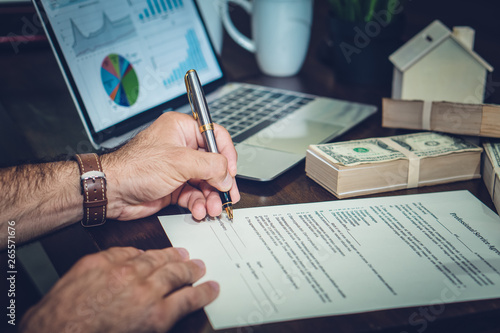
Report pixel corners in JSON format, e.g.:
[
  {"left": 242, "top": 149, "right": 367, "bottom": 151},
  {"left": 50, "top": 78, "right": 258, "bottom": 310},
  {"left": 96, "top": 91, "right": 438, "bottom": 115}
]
[{"left": 1, "top": 0, "right": 499, "bottom": 167}]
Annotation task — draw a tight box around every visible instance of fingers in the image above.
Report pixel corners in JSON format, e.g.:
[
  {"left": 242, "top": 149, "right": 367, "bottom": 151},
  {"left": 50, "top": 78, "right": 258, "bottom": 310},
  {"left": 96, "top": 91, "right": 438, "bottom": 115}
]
[
  {"left": 100, "top": 247, "right": 144, "bottom": 263},
  {"left": 116, "top": 247, "right": 208, "bottom": 296},
  {"left": 175, "top": 175, "right": 240, "bottom": 220},
  {"left": 213, "top": 123, "right": 238, "bottom": 176},
  {"left": 228, "top": 178, "right": 241, "bottom": 204},
  {"left": 70, "top": 247, "right": 143, "bottom": 273},
  {"left": 179, "top": 149, "right": 234, "bottom": 192},
  {"left": 142, "top": 251, "right": 219, "bottom": 332},
  {"left": 175, "top": 182, "right": 210, "bottom": 220},
  {"left": 202, "top": 184, "right": 226, "bottom": 217},
  {"left": 176, "top": 180, "right": 236, "bottom": 219},
  {"left": 158, "top": 281, "right": 220, "bottom": 331},
  {"left": 175, "top": 113, "right": 238, "bottom": 175},
  {"left": 37, "top": 245, "right": 219, "bottom": 333},
  {"left": 160, "top": 112, "right": 238, "bottom": 184},
  {"left": 129, "top": 247, "right": 190, "bottom": 277},
  {"left": 172, "top": 148, "right": 232, "bottom": 194},
  {"left": 139, "top": 112, "right": 241, "bottom": 219},
  {"left": 149, "top": 258, "right": 207, "bottom": 296},
  {"left": 198, "top": 180, "right": 242, "bottom": 217},
  {"left": 192, "top": 190, "right": 223, "bottom": 219}
]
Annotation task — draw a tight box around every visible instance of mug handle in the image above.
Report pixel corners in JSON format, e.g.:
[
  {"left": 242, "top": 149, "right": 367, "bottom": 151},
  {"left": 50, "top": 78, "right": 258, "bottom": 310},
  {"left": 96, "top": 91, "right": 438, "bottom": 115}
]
[{"left": 220, "top": 0, "right": 255, "bottom": 53}]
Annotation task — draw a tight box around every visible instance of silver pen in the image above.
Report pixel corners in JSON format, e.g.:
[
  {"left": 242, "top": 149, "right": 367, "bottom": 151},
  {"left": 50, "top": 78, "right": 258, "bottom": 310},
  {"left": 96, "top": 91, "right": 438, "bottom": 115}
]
[{"left": 184, "top": 69, "right": 234, "bottom": 220}]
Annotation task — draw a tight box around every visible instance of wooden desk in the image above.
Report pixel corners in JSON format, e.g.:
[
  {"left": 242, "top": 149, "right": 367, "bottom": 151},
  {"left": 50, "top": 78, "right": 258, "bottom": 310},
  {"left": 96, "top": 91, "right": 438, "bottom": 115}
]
[{"left": 1, "top": 0, "right": 499, "bottom": 332}]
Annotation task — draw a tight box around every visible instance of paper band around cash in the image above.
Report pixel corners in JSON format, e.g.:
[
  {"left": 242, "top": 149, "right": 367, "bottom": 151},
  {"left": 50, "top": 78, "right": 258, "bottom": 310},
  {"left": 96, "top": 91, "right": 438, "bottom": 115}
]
[
  {"left": 421, "top": 101, "right": 433, "bottom": 131},
  {"left": 379, "top": 138, "right": 420, "bottom": 188}
]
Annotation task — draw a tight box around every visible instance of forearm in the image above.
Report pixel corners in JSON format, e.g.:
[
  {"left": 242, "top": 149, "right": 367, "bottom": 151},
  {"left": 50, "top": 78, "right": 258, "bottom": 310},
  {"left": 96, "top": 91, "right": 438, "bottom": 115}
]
[
  {"left": 0, "top": 112, "right": 240, "bottom": 248},
  {"left": 0, "top": 161, "right": 82, "bottom": 248}
]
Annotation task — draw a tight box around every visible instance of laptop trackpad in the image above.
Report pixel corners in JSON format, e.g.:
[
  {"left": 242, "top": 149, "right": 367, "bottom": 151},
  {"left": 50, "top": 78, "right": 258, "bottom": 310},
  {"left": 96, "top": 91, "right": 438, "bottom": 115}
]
[
  {"left": 242, "top": 120, "right": 343, "bottom": 155},
  {"left": 235, "top": 143, "right": 303, "bottom": 181}
]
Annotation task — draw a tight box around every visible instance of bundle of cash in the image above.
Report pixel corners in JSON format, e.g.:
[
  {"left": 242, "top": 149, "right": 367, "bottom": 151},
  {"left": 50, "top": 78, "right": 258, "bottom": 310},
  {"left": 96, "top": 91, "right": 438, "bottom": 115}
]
[
  {"left": 306, "top": 132, "right": 482, "bottom": 199},
  {"left": 382, "top": 98, "right": 500, "bottom": 138},
  {"left": 482, "top": 140, "right": 500, "bottom": 212}
]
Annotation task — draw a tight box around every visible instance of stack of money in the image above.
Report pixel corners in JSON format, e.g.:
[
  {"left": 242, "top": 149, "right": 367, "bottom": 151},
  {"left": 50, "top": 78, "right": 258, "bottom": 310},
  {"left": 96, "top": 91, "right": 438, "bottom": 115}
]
[
  {"left": 382, "top": 98, "right": 500, "bottom": 138},
  {"left": 306, "top": 132, "right": 482, "bottom": 199},
  {"left": 482, "top": 140, "right": 500, "bottom": 212}
]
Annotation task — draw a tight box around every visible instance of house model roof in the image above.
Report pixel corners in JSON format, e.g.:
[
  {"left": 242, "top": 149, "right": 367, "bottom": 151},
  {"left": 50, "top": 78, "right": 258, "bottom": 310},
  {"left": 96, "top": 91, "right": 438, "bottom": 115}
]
[{"left": 389, "top": 20, "right": 493, "bottom": 72}]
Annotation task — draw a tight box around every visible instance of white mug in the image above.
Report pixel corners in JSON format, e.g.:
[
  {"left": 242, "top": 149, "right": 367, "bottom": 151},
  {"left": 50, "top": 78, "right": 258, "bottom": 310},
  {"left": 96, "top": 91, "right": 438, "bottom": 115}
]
[
  {"left": 220, "top": 0, "right": 313, "bottom": 77},
  {"left": 196, "top": 0, "right": 224, "bottom": 55}
]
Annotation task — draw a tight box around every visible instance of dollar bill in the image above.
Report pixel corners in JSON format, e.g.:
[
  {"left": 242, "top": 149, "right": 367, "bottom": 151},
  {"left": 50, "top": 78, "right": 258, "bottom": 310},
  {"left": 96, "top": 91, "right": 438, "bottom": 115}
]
[
  {"left": 311, "top": 132, "right": 481, "bottom": 167},
  {"left": 390, "top": 132, "right": 482, "bottom": 158},
  {"left": 483, "top": 140, "right": 500, "bottom": 169},
  {"left": 313, "top": 139, "right": 405, "bottom": 166}
]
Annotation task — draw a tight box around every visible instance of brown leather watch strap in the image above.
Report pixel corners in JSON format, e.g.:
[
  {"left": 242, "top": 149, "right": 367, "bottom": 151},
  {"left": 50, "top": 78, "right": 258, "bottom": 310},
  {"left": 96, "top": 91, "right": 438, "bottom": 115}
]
[{"left": 74, "top": 153, "right": 107, "bottom": 227}]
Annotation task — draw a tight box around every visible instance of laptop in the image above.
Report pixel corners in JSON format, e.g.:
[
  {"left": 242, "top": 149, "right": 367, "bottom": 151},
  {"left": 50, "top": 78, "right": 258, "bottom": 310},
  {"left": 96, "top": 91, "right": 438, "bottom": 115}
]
[{"left": 32, "top": 0, "right": 376, "bottom": 181}]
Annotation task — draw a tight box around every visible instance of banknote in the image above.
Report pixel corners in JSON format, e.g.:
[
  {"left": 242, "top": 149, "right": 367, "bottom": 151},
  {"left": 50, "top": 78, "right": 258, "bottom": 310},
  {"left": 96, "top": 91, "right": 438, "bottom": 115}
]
[
  {"left": 311, "top": 132, "right": 481, "bottom": 166},
  {"left": 391, "top": 132, "right": 481, "bottom": 158},
  {"left": 484, "top": 140, "right": 500, "bottom": 169},
  {"left": 313, "top": 139, "right": 405, "bottom": 166}
]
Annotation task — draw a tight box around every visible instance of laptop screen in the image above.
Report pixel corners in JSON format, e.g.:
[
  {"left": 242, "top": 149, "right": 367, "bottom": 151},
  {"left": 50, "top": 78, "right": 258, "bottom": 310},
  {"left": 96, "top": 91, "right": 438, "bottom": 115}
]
[{"left": 34, "top": 0, "right": 223, "bottom": 142}]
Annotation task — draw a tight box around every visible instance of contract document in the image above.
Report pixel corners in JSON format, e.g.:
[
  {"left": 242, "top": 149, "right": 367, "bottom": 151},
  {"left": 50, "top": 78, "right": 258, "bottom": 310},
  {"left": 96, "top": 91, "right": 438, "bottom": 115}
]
[{"left": 158, "top": 191, "right": 500, "bottom": 329}]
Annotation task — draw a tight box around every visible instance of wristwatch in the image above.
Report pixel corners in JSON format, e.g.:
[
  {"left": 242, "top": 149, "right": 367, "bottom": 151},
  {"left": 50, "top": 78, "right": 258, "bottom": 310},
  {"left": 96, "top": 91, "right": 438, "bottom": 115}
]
[{"left": 74, "top": 153, "right": 108, "bottom": 227}]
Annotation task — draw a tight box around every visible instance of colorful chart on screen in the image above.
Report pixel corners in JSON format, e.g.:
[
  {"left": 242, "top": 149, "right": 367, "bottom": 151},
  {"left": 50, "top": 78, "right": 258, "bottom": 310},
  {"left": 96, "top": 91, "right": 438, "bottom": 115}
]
[{"left": 101, "top": 54, "right": 139, "bottom": 107}]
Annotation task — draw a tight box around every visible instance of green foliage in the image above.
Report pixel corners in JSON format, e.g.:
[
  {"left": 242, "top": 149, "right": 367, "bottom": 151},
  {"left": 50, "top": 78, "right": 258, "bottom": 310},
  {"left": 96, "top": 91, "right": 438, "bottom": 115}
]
[{"left": 328, "top": 0, "right": 403, "bottom": 23}]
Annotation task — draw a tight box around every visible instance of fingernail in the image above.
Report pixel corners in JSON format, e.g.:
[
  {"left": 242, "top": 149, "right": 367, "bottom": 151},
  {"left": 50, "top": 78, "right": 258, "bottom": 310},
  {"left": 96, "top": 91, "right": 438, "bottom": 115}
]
[
  {"left": 192, "top": 259, "right": 206, "bottom": 271},
  {"left": 221, "top": 173, "right": 232, "bottom": 191},
  {"left": 175, "top": 248, "right": 189, "bottom": 260},
  {"left": 208, "top": 281, "right": 220, "bottom": 293}
]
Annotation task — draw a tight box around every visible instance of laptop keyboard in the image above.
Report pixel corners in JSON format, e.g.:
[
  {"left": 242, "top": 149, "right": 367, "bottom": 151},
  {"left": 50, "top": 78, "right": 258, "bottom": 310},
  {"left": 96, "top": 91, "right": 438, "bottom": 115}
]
[{"left": 208, "top": 86, "right": 314, "bottom": 143}]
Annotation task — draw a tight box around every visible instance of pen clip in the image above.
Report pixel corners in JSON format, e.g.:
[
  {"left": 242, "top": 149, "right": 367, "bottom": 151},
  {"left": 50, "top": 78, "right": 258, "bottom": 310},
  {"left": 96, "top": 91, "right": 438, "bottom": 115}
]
[{"left": 184, "top": 71, "right": 198, "bottom": 120}]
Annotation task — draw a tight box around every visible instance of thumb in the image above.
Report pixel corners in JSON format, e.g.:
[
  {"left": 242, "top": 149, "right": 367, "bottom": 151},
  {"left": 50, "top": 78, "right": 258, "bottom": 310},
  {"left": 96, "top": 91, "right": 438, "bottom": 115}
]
[{"left": 180, "top": 149, "right": 233, "bottom": 192}]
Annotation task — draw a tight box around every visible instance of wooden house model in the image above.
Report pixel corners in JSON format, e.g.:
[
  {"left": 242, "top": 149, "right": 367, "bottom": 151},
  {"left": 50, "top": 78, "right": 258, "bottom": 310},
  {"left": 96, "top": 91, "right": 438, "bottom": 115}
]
[{"left": 390, "top": 20, "right": 493, "bottom": 104}]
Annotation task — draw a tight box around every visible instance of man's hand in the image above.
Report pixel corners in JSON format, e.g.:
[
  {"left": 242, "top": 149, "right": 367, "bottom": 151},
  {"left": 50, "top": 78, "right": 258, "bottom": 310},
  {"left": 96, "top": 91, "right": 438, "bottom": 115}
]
[
  {"left": 20, "top": 247, "right": 219, "bottom": 333},
  {"left": 0, "top": 111, "right": 239, "bottom": 247},
  {"left": 104, "top": 111, "right": 240, "bottom": 221}
]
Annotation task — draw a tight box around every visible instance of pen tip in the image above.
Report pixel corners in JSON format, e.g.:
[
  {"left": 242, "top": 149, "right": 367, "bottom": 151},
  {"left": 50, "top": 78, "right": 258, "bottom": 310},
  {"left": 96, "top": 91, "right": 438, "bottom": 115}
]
[{"left": 225, "top": 207, "right": 234, "bottom": 221}]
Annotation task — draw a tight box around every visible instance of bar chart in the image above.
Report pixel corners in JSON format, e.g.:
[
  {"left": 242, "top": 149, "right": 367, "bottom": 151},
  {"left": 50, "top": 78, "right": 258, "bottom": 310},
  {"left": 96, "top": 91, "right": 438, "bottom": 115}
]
[
  {"left": 163, "top": 29, "right": 207, "bottom": 86},
  {"left": 138, "top": 0, "right": 184, "bottom": 21}
]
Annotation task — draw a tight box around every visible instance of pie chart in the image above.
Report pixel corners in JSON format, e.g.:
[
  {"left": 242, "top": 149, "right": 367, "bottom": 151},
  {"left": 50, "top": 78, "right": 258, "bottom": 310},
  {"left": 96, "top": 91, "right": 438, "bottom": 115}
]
[{"left": 101, "top": 54, "right": 139, "bottom": 107}]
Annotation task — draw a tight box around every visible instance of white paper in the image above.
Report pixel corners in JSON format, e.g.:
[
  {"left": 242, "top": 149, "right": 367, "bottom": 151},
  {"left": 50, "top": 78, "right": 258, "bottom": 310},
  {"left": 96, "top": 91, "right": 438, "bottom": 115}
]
[{"left": 158, "top": 191, "right": 500, "bottom": 329}]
